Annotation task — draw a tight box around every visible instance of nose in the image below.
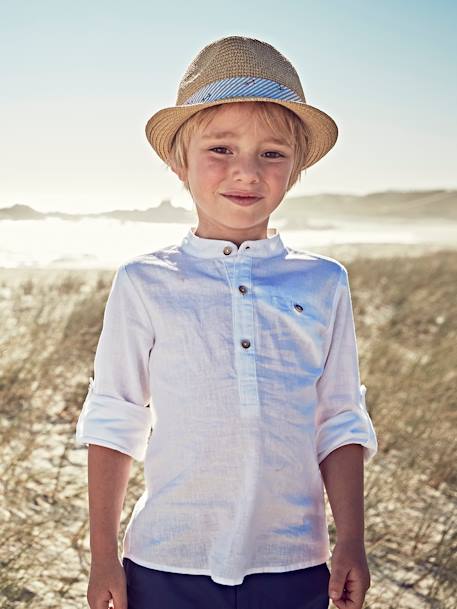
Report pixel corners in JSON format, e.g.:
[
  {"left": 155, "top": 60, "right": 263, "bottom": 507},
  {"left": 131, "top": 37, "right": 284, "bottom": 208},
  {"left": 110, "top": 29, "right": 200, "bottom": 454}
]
[{"left": 231, "top": 154, "right": 261, "bottom": 182}]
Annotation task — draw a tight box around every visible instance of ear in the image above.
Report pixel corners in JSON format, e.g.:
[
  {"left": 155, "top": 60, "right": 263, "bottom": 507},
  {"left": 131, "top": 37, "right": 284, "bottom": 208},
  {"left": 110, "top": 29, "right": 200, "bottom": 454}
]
[{"left": 169, "top": 161, "right": 188, "bottom": 184}]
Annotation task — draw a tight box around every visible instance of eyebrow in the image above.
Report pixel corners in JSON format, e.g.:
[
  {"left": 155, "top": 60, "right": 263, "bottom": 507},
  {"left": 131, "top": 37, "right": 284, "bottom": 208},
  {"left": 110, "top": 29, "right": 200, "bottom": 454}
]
[{"left": 201, "top": 131, "right": 291, "bottom": 146}]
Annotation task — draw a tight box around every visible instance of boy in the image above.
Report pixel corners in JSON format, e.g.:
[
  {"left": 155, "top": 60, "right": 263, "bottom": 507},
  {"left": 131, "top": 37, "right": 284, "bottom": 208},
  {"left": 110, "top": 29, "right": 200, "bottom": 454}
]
[{"left": 75, "top": 35, "right": 378, "bottom": 609}]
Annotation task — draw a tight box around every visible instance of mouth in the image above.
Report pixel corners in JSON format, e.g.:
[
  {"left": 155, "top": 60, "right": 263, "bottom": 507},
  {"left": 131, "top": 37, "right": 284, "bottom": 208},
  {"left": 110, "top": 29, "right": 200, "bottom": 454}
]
[{"left": 221, "top": 194, "right": 263, "bottom": 206}]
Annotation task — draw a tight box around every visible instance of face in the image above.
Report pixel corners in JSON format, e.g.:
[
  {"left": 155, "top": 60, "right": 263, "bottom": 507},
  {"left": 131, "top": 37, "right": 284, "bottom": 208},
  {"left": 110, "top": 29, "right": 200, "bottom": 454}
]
[{"left": 173, "top": 103, "right": 295, "bottom": 245}]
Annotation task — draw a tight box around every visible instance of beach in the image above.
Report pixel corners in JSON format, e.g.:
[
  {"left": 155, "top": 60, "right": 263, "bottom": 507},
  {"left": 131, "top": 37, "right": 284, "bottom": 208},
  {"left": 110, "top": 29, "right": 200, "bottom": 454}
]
[{"left": 1, "top": 244, "right": 456, "bottom": 608}]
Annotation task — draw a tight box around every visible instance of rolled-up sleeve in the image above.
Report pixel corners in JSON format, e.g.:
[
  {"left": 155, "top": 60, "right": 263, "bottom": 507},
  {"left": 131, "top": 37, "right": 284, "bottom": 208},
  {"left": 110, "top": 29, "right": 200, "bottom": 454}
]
[
  {"left": 75, "top": 263, "right": 154, "bottom": 462},
  {"left": 315, "top": 266, "right": 378, "bottom": 466}
]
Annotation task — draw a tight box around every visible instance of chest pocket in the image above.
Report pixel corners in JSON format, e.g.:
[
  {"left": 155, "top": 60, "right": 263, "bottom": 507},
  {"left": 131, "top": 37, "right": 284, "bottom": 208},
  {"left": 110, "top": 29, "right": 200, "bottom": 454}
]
[{"left": 268, "top": 294, "right": 327, "bottom": 337}]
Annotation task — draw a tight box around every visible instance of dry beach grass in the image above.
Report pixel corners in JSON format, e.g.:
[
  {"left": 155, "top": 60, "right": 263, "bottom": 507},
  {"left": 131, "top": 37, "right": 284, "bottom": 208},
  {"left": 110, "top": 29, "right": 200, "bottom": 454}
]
[{"left": 0, "top": 244, "right": 456, "bottom": 608}]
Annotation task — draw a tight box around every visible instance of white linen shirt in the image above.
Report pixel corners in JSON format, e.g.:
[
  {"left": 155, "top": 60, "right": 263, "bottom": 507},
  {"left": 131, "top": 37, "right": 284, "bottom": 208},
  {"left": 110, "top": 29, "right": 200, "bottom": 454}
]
[{"left": 75, "top": 225, "right": 378, "bottom": 586}]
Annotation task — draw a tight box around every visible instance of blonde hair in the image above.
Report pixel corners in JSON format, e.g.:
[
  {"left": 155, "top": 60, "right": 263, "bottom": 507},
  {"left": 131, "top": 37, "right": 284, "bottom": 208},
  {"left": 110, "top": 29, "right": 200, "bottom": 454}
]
[{"left": 168, "top": 101, "right": 309, "bottom": 193}]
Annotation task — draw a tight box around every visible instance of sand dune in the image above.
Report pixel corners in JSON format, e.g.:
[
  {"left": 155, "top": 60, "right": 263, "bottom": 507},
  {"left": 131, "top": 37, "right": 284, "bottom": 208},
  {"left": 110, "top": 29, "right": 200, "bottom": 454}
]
[{"left": 0, "top": 247, "right": 455, "bottom": 608}]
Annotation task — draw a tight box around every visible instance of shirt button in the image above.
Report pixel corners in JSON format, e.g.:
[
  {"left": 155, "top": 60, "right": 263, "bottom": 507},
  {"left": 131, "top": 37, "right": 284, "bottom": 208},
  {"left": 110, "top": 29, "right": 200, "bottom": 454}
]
[
  {"left": 241, "top": 339, "right": 251, "bottom": 349},
  {"left": 294, "top": 303, "right": 304, "bottom": 312},
  {"left": 238, "top": 285, "right": 248, "bottom": 294},
  {"left": 223, "top": 246, "right": 233, "bottom": 255}
]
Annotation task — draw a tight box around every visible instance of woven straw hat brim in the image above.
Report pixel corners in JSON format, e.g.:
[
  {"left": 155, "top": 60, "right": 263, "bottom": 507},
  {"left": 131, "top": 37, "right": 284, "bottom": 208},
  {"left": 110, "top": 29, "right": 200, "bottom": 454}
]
[{"left": 145, "top": 97, "right": 338, "bottom": 171}]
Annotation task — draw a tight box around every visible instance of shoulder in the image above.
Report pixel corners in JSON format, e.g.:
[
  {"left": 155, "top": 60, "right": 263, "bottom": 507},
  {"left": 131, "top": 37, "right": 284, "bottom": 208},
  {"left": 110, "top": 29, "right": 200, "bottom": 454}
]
[
  {"left": 117, "top": 243, "right": 181, "bottom": 280},
  {"left": 285, "top": 246, "right": 347, "bottom": 282}
]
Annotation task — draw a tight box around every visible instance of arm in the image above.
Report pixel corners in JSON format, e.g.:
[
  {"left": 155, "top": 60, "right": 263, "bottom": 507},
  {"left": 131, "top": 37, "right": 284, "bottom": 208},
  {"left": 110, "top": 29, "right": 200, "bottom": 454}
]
[
  {"left": 75, "top": 264, "right": 154, "bottom": 463},
  {"left": 88, "top": 445, "right": 133, "bottom": 560},
  {"left": 86, "top": 444, "right": 132, "bottom": 609},
  {"left": 315, "top": 267, "right": 378, "bottom": 467},
  {"left": 319, "top": 443, "right": 364, "bottom": 542},
  {"left": 76, "top": 265, "right": 154, "bottom": 608},
  {"left": 320, "top": 443, "right": 370, "bottom": 607},
  {"left": 314, "top": 267, "right": 376, "bottom": 607}
]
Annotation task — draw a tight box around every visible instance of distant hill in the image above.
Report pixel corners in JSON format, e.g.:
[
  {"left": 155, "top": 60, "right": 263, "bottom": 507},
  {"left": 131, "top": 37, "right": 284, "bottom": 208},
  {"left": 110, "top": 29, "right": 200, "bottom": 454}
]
[
  {"left": 277, "top": 189, "right": 457, "bottom": 223},
  {"left": 1, "top": 190, "right": 456, "bottom": 229},
  {"left": 0, "top": 199, "right": 194, "bottom": 223}
]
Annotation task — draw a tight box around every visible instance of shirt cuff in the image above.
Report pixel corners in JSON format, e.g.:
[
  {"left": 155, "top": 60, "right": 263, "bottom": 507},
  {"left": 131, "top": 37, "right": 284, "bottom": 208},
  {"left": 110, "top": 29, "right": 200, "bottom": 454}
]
[
  {"left": 75, "top": 380, "right": 153, "bottom": 462},
  {"left": 316, "top": 384, "right": 378, "bottom": 466}
]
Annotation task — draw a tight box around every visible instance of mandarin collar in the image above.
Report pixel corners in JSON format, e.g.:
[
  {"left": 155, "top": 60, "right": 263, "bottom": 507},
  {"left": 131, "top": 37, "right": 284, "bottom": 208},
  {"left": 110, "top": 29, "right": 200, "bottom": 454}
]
[{"left": 180, "top": 226, "right": 288, "bottom": 259}]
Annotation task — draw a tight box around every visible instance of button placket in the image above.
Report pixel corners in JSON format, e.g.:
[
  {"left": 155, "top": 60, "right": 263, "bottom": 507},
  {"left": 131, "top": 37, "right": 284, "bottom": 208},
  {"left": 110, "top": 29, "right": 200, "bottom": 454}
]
[{"left": 232, "top": 257, "right": 260, "bottom": 418}]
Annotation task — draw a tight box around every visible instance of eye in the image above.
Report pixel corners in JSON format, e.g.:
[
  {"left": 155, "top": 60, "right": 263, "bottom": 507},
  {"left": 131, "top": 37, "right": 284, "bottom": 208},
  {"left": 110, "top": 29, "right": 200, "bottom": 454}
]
[
  {"left": 263, "top": 151, "right": 285, "bottom": 159},
  {"left": 209, "top": 147, "right": 230, "bottom": 154},
  {"left": 209, "top": 147, "right": 285, "bottom": 158}
]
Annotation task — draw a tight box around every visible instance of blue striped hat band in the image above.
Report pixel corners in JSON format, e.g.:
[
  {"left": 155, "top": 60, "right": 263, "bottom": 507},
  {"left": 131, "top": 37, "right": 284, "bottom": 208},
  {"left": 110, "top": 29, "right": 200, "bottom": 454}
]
[{"left": 183, "top": 76, "right": 304, "bottom": 106}]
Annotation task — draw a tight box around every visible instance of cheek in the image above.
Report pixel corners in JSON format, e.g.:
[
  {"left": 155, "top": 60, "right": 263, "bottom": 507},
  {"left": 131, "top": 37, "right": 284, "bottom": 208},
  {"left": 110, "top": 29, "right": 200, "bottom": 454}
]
[
  {"left": 188, "top": 158, "right": 226, "bottom": 196},
  {"left": 266, "top": 164, "right": 293, "bottom": 188},
  {"left": 197, "top": 157, "right": 228, "bottom": 182},
  {"left": 205, "top": 156, "right": 229, "bottom": 172}
]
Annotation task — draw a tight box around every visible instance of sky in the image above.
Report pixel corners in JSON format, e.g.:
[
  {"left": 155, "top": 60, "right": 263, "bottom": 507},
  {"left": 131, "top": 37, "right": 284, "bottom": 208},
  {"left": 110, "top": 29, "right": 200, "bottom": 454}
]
[{"left": 1, "top": 0, "right": 456, "bottom": 214}]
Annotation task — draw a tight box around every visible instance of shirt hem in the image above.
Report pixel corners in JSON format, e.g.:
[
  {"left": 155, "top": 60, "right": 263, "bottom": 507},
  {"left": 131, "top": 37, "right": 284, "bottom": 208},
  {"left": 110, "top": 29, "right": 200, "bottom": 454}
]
[{"left": 121, "top": 551, "right": 332, "bottom": 586}]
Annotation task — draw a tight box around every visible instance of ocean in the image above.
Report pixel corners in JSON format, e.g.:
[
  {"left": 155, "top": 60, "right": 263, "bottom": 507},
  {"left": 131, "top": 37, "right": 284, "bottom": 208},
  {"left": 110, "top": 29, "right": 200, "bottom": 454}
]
[{"left": 1, "top": 217, "right": 456, "bottom": 268}]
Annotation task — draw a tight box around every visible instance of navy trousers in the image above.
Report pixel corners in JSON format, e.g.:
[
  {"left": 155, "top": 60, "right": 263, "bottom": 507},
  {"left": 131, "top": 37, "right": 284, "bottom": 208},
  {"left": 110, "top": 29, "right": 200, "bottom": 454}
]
[{"left": 122, "top": 557, "right": 330, "bottom": 609}]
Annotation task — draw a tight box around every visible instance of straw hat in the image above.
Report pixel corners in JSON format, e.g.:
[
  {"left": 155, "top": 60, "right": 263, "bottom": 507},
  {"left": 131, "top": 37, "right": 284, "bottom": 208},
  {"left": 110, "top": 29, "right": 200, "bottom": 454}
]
[{"left": 145, "top": 35, "right": 338, "bottom": 170}]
